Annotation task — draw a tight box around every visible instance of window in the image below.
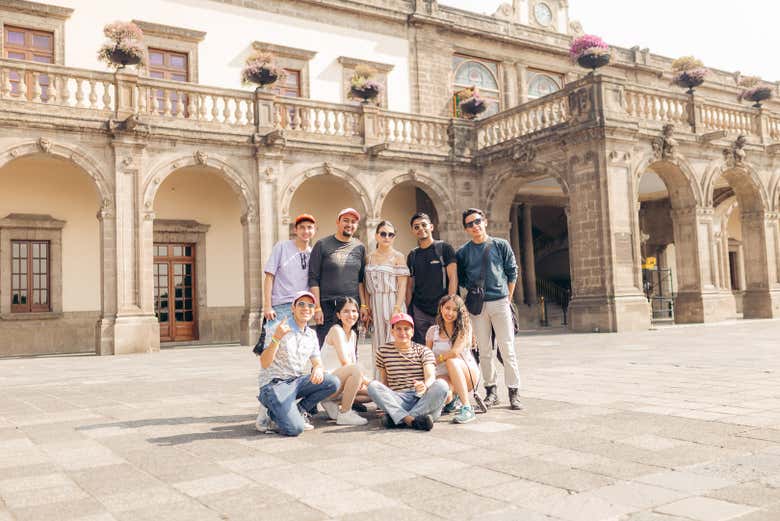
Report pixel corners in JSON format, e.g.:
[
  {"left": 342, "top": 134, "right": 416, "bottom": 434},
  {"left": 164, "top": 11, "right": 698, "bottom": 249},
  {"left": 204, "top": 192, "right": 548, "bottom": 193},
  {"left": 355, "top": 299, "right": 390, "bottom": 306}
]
[
  {"left": 453, "top": 56, "right": 501, "bottom": 118},
  {"left": 272, "top": 69, "right": 302, "bottom": 98},
  {"left": 338, "top": 56, "right": 393, "bottom": 108},
  {"left": 148, "top": 48, "right": 188, "bottom": 115},
  {"left": 4, "top": 25, "right": 54, "bottom": 99},
  {"left": 527, "top": 71, "right": 562, "bottom": 100},
  {"left": 255, "top": 42, "right": 316, "bottom": 99},
  {"left": 11, "top": 240, "right": 50, "bottom": 313}
]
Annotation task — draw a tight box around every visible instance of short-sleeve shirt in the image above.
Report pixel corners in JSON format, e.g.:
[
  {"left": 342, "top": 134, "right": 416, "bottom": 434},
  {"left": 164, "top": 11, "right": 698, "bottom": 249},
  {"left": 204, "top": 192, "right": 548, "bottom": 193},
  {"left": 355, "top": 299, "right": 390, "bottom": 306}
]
[
  {"left": 264, "top": 240, "right": 312, "bottom": 307},
  {"left": 407, "top": 241, "right": 456, "bottom": 316},
  {"left": 375, "top": 342, "right": 435, "bottom": 392},
  {"left": 258, "top": 322, "right": 320, "bottom": 388},
  {"left": 308, "top": 235, "right": 366, "bottom": 301}
]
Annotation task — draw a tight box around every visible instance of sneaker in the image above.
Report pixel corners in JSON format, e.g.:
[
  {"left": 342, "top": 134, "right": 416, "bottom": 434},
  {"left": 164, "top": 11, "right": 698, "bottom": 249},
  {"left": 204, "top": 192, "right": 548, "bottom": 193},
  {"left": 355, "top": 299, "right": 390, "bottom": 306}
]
[
  {"left": 472, "top": 393, "right": 488, "bottom": 414},
  {"left": 453, "top": 405, "right": 476, "bottom": 424},
  {"left": 321, "top": 400, "right": 340, "bottom": 421},
  {"left": 265, "top": 419, "right": 279, "bottom": 434},
  {"left": 411, "top": 414, "right": 434, "bottom": 431},
  {"left": 300, "top": 410, "right": 315, "bottom": 431},
  {"left": 336, "top": 409, "right": 368, "bottom": 426},
  {"left": 484, "top": 386, "right": 500, "bottom": 408},
  {"left": 255, "top": 409, "right": 269, "bottom": 432},
  {"left": 351, "top": 402, "right": 368, "bottom": 413},
  {"left": 442, "top": 397, "right": 461, "bottom": 414},
  {"left": 382, "top": 414, "right": 400, "bottom": 429},
  {"left": 508, "top": 388, "right": 523, "bottom": 411}
]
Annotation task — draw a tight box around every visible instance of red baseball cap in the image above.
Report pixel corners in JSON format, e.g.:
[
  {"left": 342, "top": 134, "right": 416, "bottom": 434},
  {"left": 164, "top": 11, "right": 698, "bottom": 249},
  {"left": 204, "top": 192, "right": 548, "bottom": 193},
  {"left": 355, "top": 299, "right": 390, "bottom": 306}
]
[
  {"left": 337, "top": 207, "right": 361, "bottom": 221},
  {"left": 390, "top": 312, "right": 414, "bottom": 327},
  {"left": 292, "top": 290, "right": 316, "bottom": 304},
  {"left": 294, "top": 213, "right": 316, "bottom": 226}
]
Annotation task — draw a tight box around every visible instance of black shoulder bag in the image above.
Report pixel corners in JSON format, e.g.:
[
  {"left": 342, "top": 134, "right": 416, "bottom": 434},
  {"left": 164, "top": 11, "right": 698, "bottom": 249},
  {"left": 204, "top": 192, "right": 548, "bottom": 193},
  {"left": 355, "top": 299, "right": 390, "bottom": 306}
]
[
  {"left": 464, "top": 240, "right": 492, "bottom": 315},
  {"left": 252, "top": 317, "right": 268, "bottom": 356}
]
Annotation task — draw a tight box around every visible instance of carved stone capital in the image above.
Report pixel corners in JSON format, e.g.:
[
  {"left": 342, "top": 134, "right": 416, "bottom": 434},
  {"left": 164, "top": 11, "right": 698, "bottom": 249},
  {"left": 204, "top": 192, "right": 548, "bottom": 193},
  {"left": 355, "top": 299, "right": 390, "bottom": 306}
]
[
  {"left": 651, "top": 124, "right": 678, "bottom": 160},
  {"left": 722, "top": 135, "right": 747, "bottom": 167}
]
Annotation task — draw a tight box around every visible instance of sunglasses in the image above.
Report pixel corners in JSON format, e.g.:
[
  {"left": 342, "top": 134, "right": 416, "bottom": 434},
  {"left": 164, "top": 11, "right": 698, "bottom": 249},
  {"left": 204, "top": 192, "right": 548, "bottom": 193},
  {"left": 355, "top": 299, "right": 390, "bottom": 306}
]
[
  {"left": 464, "top": 217, "right": 484, "bottom": 229},
  {"left": 299, "top": 252, "right": 307, "bottom": 270},
  {"left": 412, "top": 223, "right": 429, "bottom": 230},
  {"left": 378, "top": 231, "right": 396, "bottom": 238},
  {"left": 295, "top": 301, "right": 316, "bottom": 309}
]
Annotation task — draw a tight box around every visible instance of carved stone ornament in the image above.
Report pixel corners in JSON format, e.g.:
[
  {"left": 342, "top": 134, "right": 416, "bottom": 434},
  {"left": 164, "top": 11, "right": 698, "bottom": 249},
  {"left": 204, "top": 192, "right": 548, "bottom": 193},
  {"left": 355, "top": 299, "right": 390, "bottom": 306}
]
[
  {"left": 108, "top": 113, "right": 151, "bottom": 136},
  {"left": 492, "top": 3, "right": 513, "bottom": 20},
  {"left": 723, "top": 135, "right": 747, "bottom": 166},
  {"left": 37, "top": 137, "right": 52, "bottom": 153},
  {"left": 651, "top": 124, "right": 678, "bottom": 160},
  {"left": 264, "top": 167, "right": 274, "bottom": 177},
  {"left": 512, "top": 142, "right": 536, "bottom": 164},
  {"left": 568, "top": 88, "right": 593, "bottom": 123},
  {"left": 194, "top": 150, "right": 208, "bottom": 166},
  {"left": 323, "top": 162, "right": 333, "bottom": 175}
]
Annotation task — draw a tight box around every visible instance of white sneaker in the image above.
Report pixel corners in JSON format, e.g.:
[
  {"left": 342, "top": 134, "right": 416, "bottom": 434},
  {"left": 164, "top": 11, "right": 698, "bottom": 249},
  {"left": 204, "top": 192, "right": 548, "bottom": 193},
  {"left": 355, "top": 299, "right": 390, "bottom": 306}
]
[
  {"left": 336, "top": 409, "right": 368, "bottom": 426},
  {"left": 321, "top": 400, "right": 340, "bottom": 421},
  {"left": 255, "top": 409, "right": 269, "bottom": 432},
  {"left": 300, "top": 411, "right": 315, "bottom": 431},
  {"left": 265, "top": 419, "right": 278, "bottom": 434}
]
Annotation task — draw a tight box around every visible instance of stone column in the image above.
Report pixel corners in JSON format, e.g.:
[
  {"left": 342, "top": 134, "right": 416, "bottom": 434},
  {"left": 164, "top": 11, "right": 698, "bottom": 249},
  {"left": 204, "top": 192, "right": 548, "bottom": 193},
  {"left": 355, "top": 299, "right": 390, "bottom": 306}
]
[
  {"left": 509, "top": 204, "right": 524, "bottom": 304},
  {"left": 502, "top": 62, "right": 519, "bottom": 108},
  {"left": 240, "top": 210, "right": 262, "bottom": 347},
  {"left": 521, "top": 203, "right": 537, "bottom": 305},
  {"left": 741, "top": 211, "right": 780, "bottom": 318},
  {"left": 516, "top": 63, "right": 529, "bottom": 104},
  {"left": 95, "top": 203, "right": 117, "bottom": 356}
]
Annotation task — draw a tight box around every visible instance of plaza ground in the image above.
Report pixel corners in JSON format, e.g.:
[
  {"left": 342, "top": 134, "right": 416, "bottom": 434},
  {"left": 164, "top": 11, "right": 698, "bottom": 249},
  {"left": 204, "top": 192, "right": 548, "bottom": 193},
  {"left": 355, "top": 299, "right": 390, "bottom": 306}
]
[{"left": 1, "top": 320, "right": 780, "bottom": 521}]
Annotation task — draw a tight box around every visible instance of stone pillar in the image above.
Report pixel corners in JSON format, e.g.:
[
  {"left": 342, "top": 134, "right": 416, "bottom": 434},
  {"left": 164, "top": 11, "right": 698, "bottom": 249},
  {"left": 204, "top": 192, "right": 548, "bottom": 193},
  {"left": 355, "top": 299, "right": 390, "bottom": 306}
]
[
  {"left": 96, "top": 203, "right": 117, "bottom": 356},
  {"left": 107, "top": 141, "right": 159, "bottom": 354},
  {"left": 741, "top": 211, "right": 780, "bottom": 318},
  {"left": 240, "top": 210, "right": 262, "bottom": 346},
  {"left": 516, "top": 63, "right": 529, "bottom": 104},
  {"left": 509, "top": 204, "right": 524, "bottom": 304},
  {"left": 521, "top": 203, "right": 537, "bottom": 305},
  {"left": 502, "top": 62, "right": 519, "bottom": 108}
]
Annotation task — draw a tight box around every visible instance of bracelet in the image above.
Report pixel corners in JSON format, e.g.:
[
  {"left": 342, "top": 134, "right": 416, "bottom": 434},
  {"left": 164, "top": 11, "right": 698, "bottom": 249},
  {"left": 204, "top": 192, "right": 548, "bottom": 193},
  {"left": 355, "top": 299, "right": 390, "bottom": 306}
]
[
  {"left": 360, "top": 304, "right": 369, "bottom": 309},
  {"left": 270, "top": 337, "right": 280, "bottom": 345}
]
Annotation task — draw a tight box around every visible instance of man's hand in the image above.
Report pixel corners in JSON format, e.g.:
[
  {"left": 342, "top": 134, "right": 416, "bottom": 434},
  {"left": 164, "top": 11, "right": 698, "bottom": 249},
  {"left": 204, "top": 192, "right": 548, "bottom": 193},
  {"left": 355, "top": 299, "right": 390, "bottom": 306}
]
[
  {"left": 272, "top": 317, "right": 291, "bottom": 341},
  {"left": 360, "top": 306, "right": 371, "bottom": 324},
  {"left": 263, "top": 307, "right": 277, "bottom": 321},
  {"left": 413, "top": 380, "right": 427, "bottom": 395},
  {"left": 314, "top": 309, "right": 324, "bottom": 325},
  {"left": 310, "top": 366, "right": 324, "bottom": 384}
]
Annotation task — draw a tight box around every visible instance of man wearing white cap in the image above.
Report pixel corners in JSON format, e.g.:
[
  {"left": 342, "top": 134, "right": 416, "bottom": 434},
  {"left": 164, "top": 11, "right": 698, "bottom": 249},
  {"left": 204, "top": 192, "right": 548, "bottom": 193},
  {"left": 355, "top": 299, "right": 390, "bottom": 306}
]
[{"left": 308, "top": 208, "right": 369, "bottom": 346}]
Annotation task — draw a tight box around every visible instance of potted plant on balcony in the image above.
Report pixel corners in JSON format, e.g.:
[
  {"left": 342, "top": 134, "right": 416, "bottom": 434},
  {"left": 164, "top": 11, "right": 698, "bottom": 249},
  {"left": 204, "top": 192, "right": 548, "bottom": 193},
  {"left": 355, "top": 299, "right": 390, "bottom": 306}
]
[
  {"left": 241, "top": 51, "right": 287, "bottom": 88},
  {"left": 738, "top": 75, "right": 774, "bottom": 108},
  {"left": 570, "top": 34, "right": 610, "bottom": 73},
  {"left": 97, "top": 21, "right": 146, "bottom": 69},
  {"left": 348, "top": 64, "right": 383, "bottom": 103},
  {"left": 671, "top": 56, "right": 709, "bottom": 94},
  {"left": 456, "top": 86, "right": 486, "bottom": 119}
]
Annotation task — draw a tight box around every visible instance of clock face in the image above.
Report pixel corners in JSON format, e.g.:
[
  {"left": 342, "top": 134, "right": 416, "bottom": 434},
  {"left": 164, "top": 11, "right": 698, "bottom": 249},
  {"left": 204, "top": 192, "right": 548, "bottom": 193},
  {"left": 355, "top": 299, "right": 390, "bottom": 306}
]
[{"left": 534, "top": 2, "right": 553, "bottom": 26}]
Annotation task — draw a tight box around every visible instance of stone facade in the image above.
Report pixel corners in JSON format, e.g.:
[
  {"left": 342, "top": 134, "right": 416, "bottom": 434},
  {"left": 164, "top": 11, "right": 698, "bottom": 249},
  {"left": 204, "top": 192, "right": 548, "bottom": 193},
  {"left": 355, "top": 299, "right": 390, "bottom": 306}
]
[{"left": 1, "top": 0, "right": 780, "bottom": 356}]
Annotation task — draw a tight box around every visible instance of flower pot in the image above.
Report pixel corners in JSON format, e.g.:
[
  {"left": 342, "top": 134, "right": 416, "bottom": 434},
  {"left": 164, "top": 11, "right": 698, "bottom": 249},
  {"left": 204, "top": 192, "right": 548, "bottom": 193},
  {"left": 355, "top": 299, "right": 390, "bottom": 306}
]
[
  {"left": 246, "top": 68, "right": 279, "bottom": 87},
  {"left": 108, "top": 47, "right": 141, "bottom": 68},
  {"left": 460, "top": 98, "right": 486, "bottom": 118},
  {"left": 350, "top": 84, "right": 380, "bottom": 102},
  {"left": 673, "top": 71, "right": 705, "bottom": 94},
  {"left": 577, "top": 51, "right": 610, "bottom": 72},
  {"left": 744, "top": 87, "right": 773, "bottom": 108}
]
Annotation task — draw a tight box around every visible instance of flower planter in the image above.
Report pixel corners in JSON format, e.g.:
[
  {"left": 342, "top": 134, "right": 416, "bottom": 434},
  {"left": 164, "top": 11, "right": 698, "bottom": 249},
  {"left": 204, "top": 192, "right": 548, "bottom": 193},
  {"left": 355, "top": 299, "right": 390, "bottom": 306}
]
[
  {"left": 673, "top": 71, "right": 705, "bottom": 94},
  {"left": 108, "top": 47, "right": 142, "bottom": 68},
  {"left": 744, "top": 87, "right": 773, "bottom": 108},
  {"left": 246, "top": 68, "right": 279, "bottom": 87},
  {"left": 577, "top": 51, "right": 610, "bottom": 72},
  {"left": 460, "top": 98, "right": 486, "bottom": 118},
  {"left": 350, "top": 84, "right": 380, "bottom": 102}
]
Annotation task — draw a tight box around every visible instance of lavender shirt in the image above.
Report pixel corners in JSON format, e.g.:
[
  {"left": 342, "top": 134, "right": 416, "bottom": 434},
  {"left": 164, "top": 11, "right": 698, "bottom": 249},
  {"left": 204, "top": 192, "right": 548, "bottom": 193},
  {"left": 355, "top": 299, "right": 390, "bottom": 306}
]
[{"left": 264, "top": 240, "right": 312, "bottom": 306}]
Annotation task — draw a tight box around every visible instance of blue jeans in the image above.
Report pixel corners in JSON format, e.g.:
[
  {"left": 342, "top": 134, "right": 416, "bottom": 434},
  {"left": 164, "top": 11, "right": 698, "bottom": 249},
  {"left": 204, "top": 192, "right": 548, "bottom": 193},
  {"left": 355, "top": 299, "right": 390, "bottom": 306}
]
[
  {"left": 259, "top": 373, "right": 339, "bottom": 436},
  {"left": 263, "top": 304, "right": 295, "bottom": 348},
  {"left": 367, "top": 379, "right": 449, "bottom": 426}
]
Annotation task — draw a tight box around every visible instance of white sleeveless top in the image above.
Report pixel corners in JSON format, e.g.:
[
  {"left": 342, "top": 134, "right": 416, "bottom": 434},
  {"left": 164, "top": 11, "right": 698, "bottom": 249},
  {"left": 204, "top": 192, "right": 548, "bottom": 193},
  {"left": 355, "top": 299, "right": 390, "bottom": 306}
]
[
  {"left": 426, "top": 325, "right": 476, "bottom": 376},
  {"left": 323, "top": 325, "right": 357, "bottom": 371}
]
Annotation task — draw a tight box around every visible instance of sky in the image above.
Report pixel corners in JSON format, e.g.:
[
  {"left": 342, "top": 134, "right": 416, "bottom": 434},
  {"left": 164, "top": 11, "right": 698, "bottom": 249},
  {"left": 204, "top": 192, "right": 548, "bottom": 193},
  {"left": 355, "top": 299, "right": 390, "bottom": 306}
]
[{"left": 439, "top": 0, "right": 779, "bottom": 81}]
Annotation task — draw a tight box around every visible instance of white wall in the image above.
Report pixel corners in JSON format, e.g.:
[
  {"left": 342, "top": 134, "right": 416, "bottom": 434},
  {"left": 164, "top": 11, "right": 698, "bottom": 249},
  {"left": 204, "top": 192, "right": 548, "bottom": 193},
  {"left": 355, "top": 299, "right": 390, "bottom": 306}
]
[
  {"left": 55, "top": 0, "right": 411, "bottom": 112},
  {"left": 379, "top": 184, "right": 418, "bottom": 254},
  {"left": 0, "top": 156, "right": 101, "bottom": 312},
  {"left": 289, "top": 175, "right": 366, "bottom": 244},
  {"left": 154, "top": 167, "right": 244, "bottom": 307}
]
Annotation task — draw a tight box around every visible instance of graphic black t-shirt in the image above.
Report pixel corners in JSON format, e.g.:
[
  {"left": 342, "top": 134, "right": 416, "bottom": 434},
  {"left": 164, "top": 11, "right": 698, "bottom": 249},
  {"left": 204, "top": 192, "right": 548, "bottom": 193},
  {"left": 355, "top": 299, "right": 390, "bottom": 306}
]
[
  {"left": 308, "top": 235, "right": 366, "bottom": 300},
  {"left": 407, "top": 241, "right": 456, "bottom": 316}
]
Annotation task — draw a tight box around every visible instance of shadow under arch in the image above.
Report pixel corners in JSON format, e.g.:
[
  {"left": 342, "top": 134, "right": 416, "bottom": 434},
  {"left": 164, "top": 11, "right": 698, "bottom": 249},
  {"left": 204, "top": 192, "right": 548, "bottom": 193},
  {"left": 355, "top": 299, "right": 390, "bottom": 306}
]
[
  {"left": 485, "top": 162, "right": 569, "bottom": 222},
  {"left": 0, "top": 140, "right": 112, "bottom": 205},
  {"left": 143, "top": 154, "right": 256, "bottom": 215},
  {"left": 373, "top": 170, "right": 457, "bottom": 224},
  {"left": 633, "top": 155, "right": 702, "bottom": 209},
  {"left": 279, "top": 164, "right": 372, "bottom": 224},
  {"left": 703, "top": 163, "right": 769, "bottom": 213}
]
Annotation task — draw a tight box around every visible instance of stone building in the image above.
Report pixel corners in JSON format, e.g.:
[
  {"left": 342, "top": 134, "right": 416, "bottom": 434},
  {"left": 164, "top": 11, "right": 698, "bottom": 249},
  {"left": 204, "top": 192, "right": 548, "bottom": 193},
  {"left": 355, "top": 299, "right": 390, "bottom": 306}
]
[{"left": 1, "top": 0, "right": 779, "bottom": 356}]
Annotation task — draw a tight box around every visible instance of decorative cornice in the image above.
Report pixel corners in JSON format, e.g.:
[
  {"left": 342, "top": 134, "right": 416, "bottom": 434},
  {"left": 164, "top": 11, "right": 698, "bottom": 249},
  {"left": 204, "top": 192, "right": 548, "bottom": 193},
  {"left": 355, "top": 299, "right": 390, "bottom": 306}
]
[
  {"left": 338, "top": 56, "right": 394, "bottom": 73},
  {"left": 0, "top": 0, "right": 73, "bottom": 20},
  {"left": 252, "top": 41, "right": 316, "bottom": 61},
  {"left": 132, "top": 20, "right": 206, "bottom": 42},
  {"left": 0, "top": 213, "right": 66, "bottom": 229}
]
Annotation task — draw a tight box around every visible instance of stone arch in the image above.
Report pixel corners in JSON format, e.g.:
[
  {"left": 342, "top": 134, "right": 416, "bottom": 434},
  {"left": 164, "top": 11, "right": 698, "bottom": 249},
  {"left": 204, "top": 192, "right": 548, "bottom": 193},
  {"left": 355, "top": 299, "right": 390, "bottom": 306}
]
[
  {"left": 279, "top": 163, "right": 372, "bottom": 224},
  {"left": 143, "top": 154, "right": 256, "bottom": 216},
  {"left": 373, "top": 170, "right": 457, "bottom": 224},
  {"left": 632, "top": 154, "right": 702, "bottom": 209},
  {"left": 0, "top": 139, "right": 112, "bottom": 206},
  {"left": 768, "top": 172, "right": 780, "bottom": 213},
  {"left": 703, "top": 163, "right": 769, "bottom": 213},
  {"left": 485, "top": 161, "right": 569, "bottom": 222}
]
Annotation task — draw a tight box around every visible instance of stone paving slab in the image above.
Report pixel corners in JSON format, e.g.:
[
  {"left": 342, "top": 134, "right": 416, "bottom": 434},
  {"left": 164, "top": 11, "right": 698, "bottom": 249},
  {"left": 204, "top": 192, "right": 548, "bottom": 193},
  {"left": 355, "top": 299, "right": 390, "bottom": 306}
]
[{"left": 1, "top": 320, "right": 780, "bottom": 520}]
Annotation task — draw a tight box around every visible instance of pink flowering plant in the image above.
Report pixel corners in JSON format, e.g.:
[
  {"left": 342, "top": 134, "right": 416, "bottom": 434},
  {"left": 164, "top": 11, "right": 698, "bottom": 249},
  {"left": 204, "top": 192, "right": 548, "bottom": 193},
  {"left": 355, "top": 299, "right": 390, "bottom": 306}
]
[
  {"left": 348, "top": 64, "right": 383, "bottom": 102},
  {"left": 241, "top": 51, "right": 287, "bottom": 87},
  {"left": 737, "top": 75, "right": 773, "bottom": 107},
  {"left": 569, "top": 34, "right": 609, "bottom": 61},
  {"left": 670, "top": 56, "right": 709, "bottom": 92},
  {"left": 97, "top": 21, "right": 146, "bottom": 69},
  {"left": 457, "top": 86, "right": 486, "bottom": 118}
]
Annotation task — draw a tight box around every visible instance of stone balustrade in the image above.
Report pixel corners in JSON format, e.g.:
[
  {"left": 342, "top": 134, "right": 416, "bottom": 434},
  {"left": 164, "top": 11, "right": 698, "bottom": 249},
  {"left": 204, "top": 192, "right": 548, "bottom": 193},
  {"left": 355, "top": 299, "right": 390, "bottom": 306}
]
[
  {"left": 274, "top": 97, "right": 362, "bottom": 139},
  {"left": 623, "top": 87, "right": 690, "bottom": 125},
  {"left": 378, "top": 111, "right": 450, "bottom": 153},
  {"left": 697, "top": 101, "right": 758, "bottom": 135}
]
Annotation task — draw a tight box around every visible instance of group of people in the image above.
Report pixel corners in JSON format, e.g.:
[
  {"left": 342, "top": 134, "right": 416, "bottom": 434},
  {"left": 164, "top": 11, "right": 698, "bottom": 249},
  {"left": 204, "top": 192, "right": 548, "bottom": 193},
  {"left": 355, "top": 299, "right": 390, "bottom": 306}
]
[{"left": 256, "top": 207, "right": 523, "bottom": 436}]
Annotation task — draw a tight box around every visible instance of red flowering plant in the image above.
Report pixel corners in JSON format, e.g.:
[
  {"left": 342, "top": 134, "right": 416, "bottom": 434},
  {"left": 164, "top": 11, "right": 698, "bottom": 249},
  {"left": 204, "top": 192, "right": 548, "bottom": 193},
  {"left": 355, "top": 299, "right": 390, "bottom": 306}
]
[
  {"left": 569, "top": 34, "right": 610, "bottom": 72},
  {"left": 97, "top": 21, "right": 146, "bottom": 69}
]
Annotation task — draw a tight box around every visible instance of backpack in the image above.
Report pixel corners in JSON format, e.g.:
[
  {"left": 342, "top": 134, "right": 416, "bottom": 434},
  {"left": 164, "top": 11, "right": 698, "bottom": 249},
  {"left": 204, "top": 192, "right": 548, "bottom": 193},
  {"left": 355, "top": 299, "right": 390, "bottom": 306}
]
[{"left": 409, "top": 240, "right": 447, "bottom": 291}]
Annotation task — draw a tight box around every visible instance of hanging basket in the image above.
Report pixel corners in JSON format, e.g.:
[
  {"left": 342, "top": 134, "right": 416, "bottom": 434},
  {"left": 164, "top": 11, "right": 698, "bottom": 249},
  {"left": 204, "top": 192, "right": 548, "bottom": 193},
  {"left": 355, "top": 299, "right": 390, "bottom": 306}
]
[
  {"left": 108, "top": 47, "right": 142, "bottom": 68},
  {"left": 459, "top": 97, "right": 486, "bottom": 119},
  {"left": 577, "top": 51, "right": 610, "bottom": 72},
  {"left": 672, "top": 71, "right": 705, "bottom": 94},
  {"left": 743, "top": 87, "right": 773, "bottom": 108},
  {"left": 350, "top": 84, "right": 380, "bottom": 102},
  {"left": 245, "top": 68, "right": 279, "bottom": 87}
]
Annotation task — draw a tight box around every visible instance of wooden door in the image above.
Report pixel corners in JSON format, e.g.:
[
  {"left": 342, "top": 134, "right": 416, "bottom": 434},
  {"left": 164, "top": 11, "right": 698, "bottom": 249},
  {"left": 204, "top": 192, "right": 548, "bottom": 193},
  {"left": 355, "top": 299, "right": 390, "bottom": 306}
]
[{"left": 154, "top": 243, "right": 197, "bottom": 342}]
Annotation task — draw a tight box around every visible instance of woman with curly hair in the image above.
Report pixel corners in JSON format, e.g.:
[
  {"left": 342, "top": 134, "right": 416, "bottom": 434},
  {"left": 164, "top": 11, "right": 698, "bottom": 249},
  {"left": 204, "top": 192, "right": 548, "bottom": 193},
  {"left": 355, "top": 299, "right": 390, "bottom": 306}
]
[{"left": 425, "top": 294, "right": 483, "bottom": 424}]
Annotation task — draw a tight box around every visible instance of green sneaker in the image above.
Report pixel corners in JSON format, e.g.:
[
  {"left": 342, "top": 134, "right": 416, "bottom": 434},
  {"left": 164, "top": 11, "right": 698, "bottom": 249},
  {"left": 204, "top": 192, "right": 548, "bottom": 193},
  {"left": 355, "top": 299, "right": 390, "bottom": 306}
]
[{"left": 453, "top": 405, "right": 476, "bottom": 424}]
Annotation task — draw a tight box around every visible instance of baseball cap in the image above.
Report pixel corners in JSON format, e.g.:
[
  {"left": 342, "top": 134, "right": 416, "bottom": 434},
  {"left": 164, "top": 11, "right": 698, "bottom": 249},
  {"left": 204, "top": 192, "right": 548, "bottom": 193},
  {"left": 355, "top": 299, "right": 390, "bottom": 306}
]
[
  {"left": 294, "top": 213, "right": 316, "bottom": 226},
  {"left": 390, "top": 312, "right": 414, "bottom": 327},
  {"left": 337, "top": 207, "right": 361, "bottom": 221},
  {"left": 292, "top": 290, "right": 316, "bottom": 304}
]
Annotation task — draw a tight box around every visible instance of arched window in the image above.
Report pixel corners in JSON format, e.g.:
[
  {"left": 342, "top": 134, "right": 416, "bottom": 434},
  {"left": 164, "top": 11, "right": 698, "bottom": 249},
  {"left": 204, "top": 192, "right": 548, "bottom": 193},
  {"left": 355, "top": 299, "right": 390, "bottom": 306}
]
[
  {"left": 453, "top": 56, "right": 501, "bottom": 118},
  {"left": 527, "top": 72, "right": 561, "bottom": 100}
]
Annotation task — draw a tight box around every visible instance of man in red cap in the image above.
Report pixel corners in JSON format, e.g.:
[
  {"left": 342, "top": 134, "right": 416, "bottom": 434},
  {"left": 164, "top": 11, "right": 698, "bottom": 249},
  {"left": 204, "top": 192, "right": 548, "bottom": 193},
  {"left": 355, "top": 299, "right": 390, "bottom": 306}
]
[{"left": 308, "top": 208, "right": 369, "bottom": 346}]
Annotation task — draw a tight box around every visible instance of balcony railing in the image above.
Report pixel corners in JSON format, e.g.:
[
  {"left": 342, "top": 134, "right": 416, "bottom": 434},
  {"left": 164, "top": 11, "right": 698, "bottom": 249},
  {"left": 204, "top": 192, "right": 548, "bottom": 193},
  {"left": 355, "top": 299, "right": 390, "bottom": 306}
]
[{"left": 1, "top": 58, "right": 779, "bottom": 158}]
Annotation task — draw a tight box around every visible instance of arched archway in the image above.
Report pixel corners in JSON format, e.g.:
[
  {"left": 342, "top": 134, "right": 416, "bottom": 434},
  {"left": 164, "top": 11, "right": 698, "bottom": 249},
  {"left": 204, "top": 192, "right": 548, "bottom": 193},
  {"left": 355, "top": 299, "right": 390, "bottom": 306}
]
[{"left": 0, "top": 148, "right": 106, "bottom": 356}]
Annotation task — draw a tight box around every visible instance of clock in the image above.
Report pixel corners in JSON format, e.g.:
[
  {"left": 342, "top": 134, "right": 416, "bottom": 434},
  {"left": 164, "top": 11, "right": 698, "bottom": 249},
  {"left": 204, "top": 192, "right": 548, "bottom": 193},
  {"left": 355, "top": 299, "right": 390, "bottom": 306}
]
[{"left": 534, "top": 2, "right": 553, "bottom": 27}]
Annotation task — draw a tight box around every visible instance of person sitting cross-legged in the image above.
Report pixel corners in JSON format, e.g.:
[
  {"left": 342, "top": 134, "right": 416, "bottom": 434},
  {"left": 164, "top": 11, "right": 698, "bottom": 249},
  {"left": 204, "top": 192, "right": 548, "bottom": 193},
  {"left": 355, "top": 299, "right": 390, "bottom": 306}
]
[
  {"left": 258, "top": 291, "right": 340, "bottom": 436},
  {"left": 367, "top": 313, "right": 448, "bottom": 431}
]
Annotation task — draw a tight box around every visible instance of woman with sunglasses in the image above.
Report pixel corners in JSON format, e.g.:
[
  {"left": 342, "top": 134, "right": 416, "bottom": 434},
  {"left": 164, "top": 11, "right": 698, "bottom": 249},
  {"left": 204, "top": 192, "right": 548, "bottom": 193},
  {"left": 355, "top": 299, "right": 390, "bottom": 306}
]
[
  {"left": 426, "top": 294, "right": 483, "bottom": 424},
  {"left": 364, "top": 220, "right": 409, "bottom": 372}
]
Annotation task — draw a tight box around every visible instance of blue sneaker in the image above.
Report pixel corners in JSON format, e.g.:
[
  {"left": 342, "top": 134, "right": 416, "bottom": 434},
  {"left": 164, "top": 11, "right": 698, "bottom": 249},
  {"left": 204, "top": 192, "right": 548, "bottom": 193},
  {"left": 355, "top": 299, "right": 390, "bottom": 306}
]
[
  {"left": 442, "top": 397, "right": 461, "bottom": 414},
  {"left": 453, "top": 405, "right": 476, "bottom": 424}
]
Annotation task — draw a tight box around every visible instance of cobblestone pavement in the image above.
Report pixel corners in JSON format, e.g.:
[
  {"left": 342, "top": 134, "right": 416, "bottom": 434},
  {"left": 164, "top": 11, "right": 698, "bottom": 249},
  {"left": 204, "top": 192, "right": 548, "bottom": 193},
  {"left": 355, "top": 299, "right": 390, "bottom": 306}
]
[{"left": 2, "top": 320, "right": 780, "bottom": 521}]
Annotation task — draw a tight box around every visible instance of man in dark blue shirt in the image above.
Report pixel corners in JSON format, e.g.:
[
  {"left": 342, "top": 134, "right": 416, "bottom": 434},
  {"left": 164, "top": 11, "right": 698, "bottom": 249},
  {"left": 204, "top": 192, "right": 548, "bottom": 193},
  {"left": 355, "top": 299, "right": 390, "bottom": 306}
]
[{"left": 456, "top": 208, "right": 522, "bottom": 410}]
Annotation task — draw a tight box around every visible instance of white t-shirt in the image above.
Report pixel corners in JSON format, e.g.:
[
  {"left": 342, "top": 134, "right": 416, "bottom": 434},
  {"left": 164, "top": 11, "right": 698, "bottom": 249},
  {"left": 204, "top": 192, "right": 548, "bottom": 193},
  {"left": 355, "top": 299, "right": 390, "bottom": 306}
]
[{"left": 323, "top": 325, "right": 357, "bottom": 370}]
